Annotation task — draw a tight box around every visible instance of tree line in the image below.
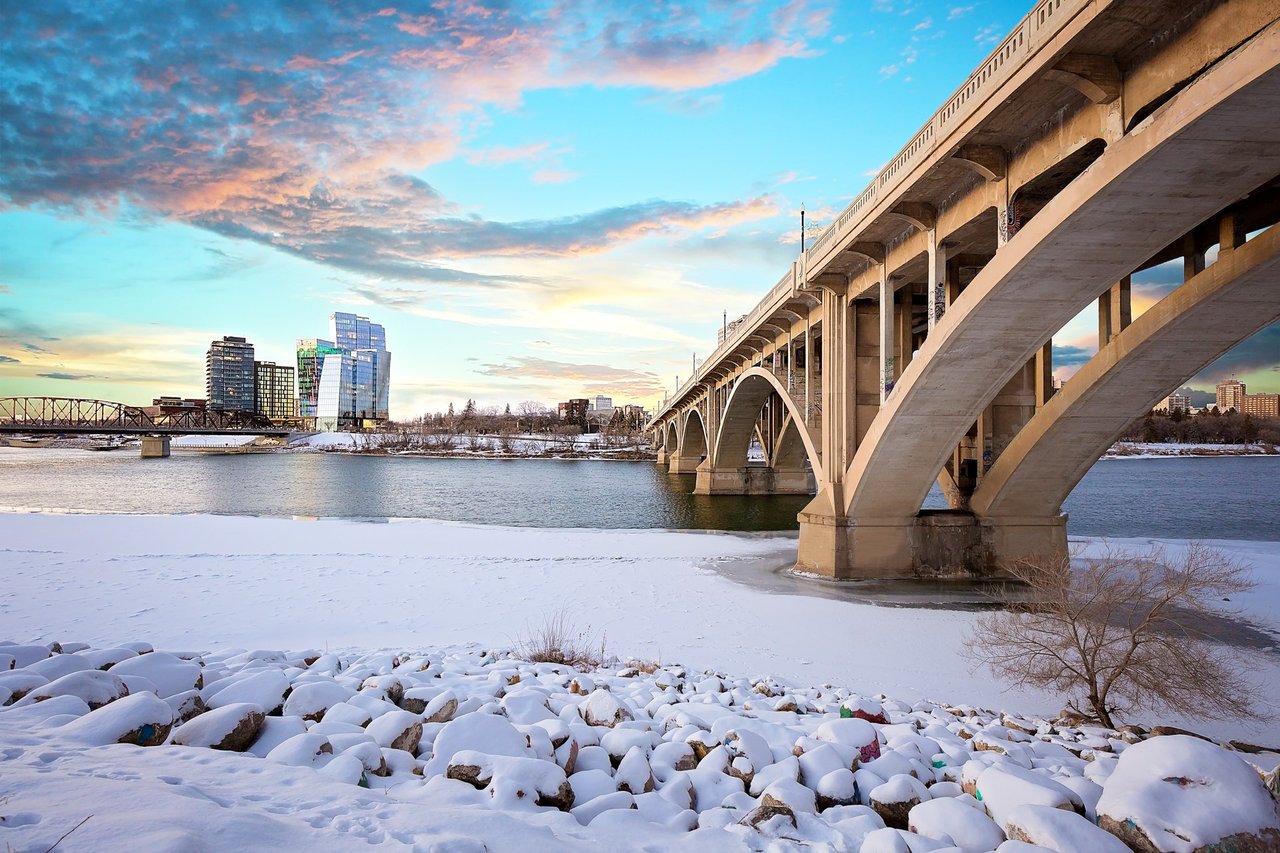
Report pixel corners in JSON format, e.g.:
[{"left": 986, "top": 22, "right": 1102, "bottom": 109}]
[
  {"left": 383, "top": 400, "right": 647, "bottom": 438},
  {"left": 1119, "top": 407, "right": 1280, "bottom": 445}
]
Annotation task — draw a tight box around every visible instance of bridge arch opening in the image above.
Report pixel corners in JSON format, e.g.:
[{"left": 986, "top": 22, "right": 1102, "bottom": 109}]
[{"left": 695, "top": 368, "right": 819, "bottom": 495}]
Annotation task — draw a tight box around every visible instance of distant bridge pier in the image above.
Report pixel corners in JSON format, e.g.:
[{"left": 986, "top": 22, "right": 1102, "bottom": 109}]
[
  {"left": 694, "top": 463, "right": 815, "bottom": 496},
  {"left": 140, "top": 436, "right": 171, "bottom": 458}
]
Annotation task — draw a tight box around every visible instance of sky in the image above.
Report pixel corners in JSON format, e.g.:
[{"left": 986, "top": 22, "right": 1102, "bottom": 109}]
[{"left": 1, "top": 0, "right": 1276, "bottom": 419}]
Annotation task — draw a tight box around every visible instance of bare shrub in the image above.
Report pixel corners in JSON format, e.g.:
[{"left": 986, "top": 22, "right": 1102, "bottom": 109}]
[
  {"left": 624, "top": 659, "right": 661, "bottom": 674},
  {"left": 515, "top": 611, "right": 606, "bottom": 669},
  {"left": 466, "top": 433, "right": 486, "bottom": 452},
  {"left": 965, "top": 542, "right": 1261, "bottom": 728}
]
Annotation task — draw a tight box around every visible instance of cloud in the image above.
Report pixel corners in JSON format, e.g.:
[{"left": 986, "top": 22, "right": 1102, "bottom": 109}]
[
  {"left": 476, "top": 356, "right": 663, "bottom": 397},
  {"left": 948, "top": 6, "right": 974, "bottom": 20},
  {"left": 912, "top": 17, "right": 932, "bottom": 31},
  {"left": 468, "top": 144, "right": 554, "bottom": 166},
  {"left": 531, "top": 168, "right": 581, "bottom": 185},
  {"left": 973, "top": 24, "right": 1002, "bottom": 47},
  {"left": 1192, "top": 321, "right": 1280, "bottom": 385},
  {"left": 0, "top": 354, "right": 19, "bottom": 363},
  {"left": 1052, "top": 343, "right": 1095, "bottom": 367},
  {"left": 640, "top": 92, "right": 724, "bottom": 115},
  {"left": 1172, "top": 386, "right": 1216, "bottom": 407},
  {"left": 37, "top": 372, "right": 104, "bottom": 380},
  {"left": 0, "top": 284, "right": 11, "bottom": 295},
  {"left": 0, "top": 1, "right": 823, "bottom": 286}
]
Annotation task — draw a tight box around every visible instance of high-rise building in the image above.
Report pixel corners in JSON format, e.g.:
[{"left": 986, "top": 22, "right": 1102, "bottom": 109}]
[
  {"left": 298, "top": 313, "right": 391, "bottom": 430},
  {"left": 296, "top": 338, "right": 345, "bottom": 418},
  {"left": 254, "top": 361, "right": 295, "bottom": 421},
  {"left": 1242, "top": 393, "right": 1280, "bottom": 418},
  {"left": 206, "top": 336, "right": 255, "bottom": 411},
  {"left": 1161, "top": 394, "right": 1191, "bottom": 414},
  {"left": 589, "top": 395, "right": 614, "bottom": 412},
  {"left": 1216, "top": 378, "right": 1246, "bottom": 412}
]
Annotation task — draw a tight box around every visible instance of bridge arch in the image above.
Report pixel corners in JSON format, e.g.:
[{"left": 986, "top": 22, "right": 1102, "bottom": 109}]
[
  {"left": 841, "top": 44, "right": 1280, "bottom": 530},
  {"left": 772, "top": 414, "right": 810, "bottom": 471},
  {"left": 970, "top": 222, "right": 1280, "bottom": 527},
  {"left": 663, "top": 420, "right": 678, "bottom": 454},
  {"left": 713, "top": 368, "right": 822, "bottom": 481},
  {"left": 678, "top": 407, "right": 709, "bottom": 461}
]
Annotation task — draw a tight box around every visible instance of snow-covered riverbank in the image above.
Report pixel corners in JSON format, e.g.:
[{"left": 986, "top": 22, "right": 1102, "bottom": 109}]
[
  {"left": 1103, "top": 441, "right": 1279, "bottom": 458},
  {"left": 2, "top": 513, "right": 1278, "bottom": 851}
]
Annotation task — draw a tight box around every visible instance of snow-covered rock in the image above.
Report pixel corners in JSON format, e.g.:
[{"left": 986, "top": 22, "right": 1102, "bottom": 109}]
[
  {"left": 445, "top": 749, "right": 574, "bottom": 810},
  {"left": 55, "top": 691, "right": 173, "bottom": 746},
  {"left": 1005, "top": 804, "right": 1129, "bottom": 853},
  {"left": 281, "top": 680, "right": 353, "bottom": 721},
  {"left": 110, "top": 652, "right": 201, "bottom": 698},
  {"left": 908, "top": 796, "right": 1006, "bottom": 853},
  {"left": 1096, "top": 735, "right": 1280, "bottom": 852},
  {"left": 16, "top": 669, "right": 129, "bottom": 710},
  {"left": 169, "top": 703, "right": 265, "bottom": 751}
]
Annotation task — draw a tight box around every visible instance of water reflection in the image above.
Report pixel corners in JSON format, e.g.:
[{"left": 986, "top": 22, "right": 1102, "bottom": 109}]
[{"left": 0, "top": 449, "right": 1277, "bottom": 540}]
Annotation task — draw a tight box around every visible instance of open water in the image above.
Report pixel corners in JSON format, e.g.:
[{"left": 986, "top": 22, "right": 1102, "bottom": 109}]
[{"left": 0, "top": 449, "right": 1276, "bottom": 539}]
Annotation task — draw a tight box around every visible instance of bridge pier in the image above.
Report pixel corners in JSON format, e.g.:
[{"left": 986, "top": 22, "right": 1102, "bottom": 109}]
[
  {"left": 655, "top": 448, "right": 667, "bottom": 465},
  {"left": 667, "top": 455, "right": 702, "bottom": 474},
  {"left": 140, "top": 436, "right": 171, "bottom": 458},
  {"left": 694, "top": 464, "right": 815, "bottom": 495},
  {"left": 796, "top": 505, "right": 1067, "bottom": 579}
]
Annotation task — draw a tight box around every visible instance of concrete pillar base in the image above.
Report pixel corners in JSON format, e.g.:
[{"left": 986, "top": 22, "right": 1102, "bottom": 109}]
[
  {"left": 140, "top": 436, "right": 171, "bottom": 458},
  {"left": 667, "top": 456, "right": 702, "bottom": 474},
  {"left": 795, "top": 507, "right": 1066, "bottom": 579},
  {"left": 695, "top": 466, "right": 816, "bottom": 495},
  {"left": 979, "top": 514, "right": 1069, "bottom": 570},
  {"left": 656, "top": 449, "right": 668, "bottom": 465}
]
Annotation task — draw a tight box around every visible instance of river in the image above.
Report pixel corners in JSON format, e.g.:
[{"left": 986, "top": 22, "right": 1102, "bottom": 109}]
[{"left": 0, "top": 448, "right": 1276, "bottom": 540}]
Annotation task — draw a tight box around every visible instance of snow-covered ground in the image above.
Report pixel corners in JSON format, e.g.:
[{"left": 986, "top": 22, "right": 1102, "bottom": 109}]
[
  {"left": 1104, "top": 441, "right": 1278, "bottom": 459},
  {"left": 288, "top": 431, "right": 647, "bottom": 457},
  {"left": 1, "top": 512, "right": 1277, "bottom": 851},
  {"left": 170, "top": 434, "right": 260, "bottom": 449}
]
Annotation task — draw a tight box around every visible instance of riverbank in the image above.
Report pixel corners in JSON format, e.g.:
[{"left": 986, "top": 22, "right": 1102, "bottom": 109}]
[
  {"left": 2, "top": 512, "right": 1276, "bottom": 741},
  {"left": 1104, "top": 441, "right": 1279, "bottom": 458},
  {"left": 3, "top": 512, "right": 1278, "bottom": 851}
]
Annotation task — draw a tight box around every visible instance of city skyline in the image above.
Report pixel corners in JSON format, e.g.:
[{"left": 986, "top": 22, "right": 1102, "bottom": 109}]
[{"left": 2, "top": 1, "right": 1277, "bottom": 419}]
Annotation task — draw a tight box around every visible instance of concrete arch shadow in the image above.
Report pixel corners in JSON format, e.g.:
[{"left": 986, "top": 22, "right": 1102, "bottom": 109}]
[{"left": 969, "top": 223, "right": 1280, "bottom": 554}]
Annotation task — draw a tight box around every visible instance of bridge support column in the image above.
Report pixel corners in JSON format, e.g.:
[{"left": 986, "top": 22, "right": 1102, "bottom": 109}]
[
  {"left": 667, "top": 455, "right": 702, "bottom": 474},
  {"left": 140, "top": 436, "right": 170, "bottom": 458},
  {"left": 798, "top": 510, "right": 1066, "bottom": 579},
  {"left": 656, "top": 448, "right": 668, "bottom": 465},
  {"left": 979, "top": 514, "right": 1069, "bottom": 569},
  {"left": 696, "top": 464, "right": 815, "bottom": 495}
]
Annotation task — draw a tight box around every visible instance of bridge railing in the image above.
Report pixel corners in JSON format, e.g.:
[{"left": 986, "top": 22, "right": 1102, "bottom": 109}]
[
  {"left": 653, "top": 0, "right": 1089, "bottom": 428},
  {"left": 806, "top": 0, "right": 1084, "bottom": 262}
]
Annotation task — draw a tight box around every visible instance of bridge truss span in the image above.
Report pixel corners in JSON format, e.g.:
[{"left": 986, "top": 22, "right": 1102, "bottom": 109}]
[{"left": 0, "top": 397, "right": 286, "bottom": 436}]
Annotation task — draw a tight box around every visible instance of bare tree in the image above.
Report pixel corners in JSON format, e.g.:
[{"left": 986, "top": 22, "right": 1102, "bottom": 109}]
[{"left": 965, "top": 543, "right": 1261, "bottom": 728}]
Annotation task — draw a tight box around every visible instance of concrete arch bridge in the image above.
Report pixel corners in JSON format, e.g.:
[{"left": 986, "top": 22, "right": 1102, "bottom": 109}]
[{"left": 650, "top": 0, "right": 1280, "bottom": 579}]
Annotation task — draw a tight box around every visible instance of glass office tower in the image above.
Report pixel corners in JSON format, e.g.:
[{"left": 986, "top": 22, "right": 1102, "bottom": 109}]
[{"left": 299, "top": 313, "right": 391, "bottom": 430}]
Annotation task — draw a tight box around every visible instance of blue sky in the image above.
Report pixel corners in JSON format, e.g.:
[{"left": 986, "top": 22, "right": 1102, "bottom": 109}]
[{"left": 1, "top": 0, "right": 1275, "bottom": 417}]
